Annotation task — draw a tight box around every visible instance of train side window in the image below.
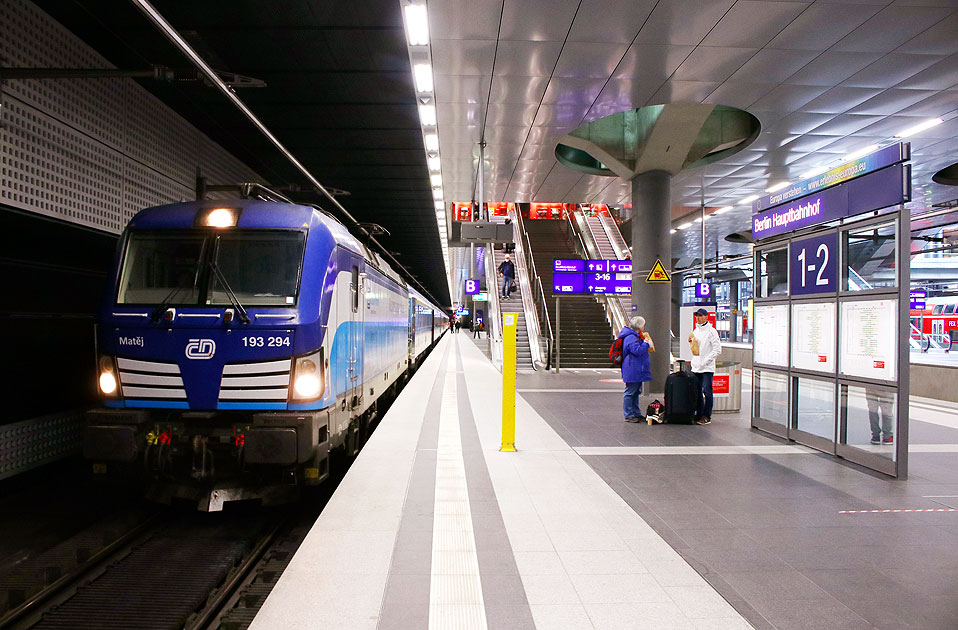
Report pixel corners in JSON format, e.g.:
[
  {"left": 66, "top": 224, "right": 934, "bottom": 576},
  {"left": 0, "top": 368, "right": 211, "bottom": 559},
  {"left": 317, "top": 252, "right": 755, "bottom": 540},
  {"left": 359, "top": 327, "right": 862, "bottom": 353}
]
[
  {"left": 351, "top": 266, "right": 360, "bottom": 312},
  {"left": 947, "top": 305, "right": 956, "bottom": 315},
  {"left": 933, "top": 305, "right": 943, "bottom": 314}
]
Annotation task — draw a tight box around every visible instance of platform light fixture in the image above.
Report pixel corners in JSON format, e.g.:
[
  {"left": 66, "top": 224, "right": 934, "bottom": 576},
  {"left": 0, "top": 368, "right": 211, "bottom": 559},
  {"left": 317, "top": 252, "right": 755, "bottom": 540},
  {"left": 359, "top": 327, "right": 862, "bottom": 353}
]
[
  {"left": 677, "top": 222, "right": 692, "bottom": 230},
  {"left": 739, "top": 194, "right": 759, "bottom": 205},
  {"left": 402, "top": 3, "right": 429, "bottom": 46},
  {"left": 765, "top": 181, "right": 790, "bottom": 193},
  {"left": 435, "top": 201, "right": 444, "bottom": 211},
  {"left": 896, "top": 118, "right": 943, "bottom": 138},
  {"left": 670, "top": 229, "right": 677, "bottom": 234},
  {"left": 427, "top": 155, "right": 441, "bottom": 172},
  {"left": 433, "top": 187, "right": 443, "bottom": 199},
  {"left": 713, "top": 205, "right": 733, "bottom": 215},
  {"left": 430, "top": 174, "right": 442, "bottom": 186},
  {"left": 425, "top": 134, "right": 439, "bottom": 151},
  {"left": 419, "top": 104, "right": 436, "bottom": 126},
  {"left": 413, "top": 64, "right": 433, "bottom": 93}
]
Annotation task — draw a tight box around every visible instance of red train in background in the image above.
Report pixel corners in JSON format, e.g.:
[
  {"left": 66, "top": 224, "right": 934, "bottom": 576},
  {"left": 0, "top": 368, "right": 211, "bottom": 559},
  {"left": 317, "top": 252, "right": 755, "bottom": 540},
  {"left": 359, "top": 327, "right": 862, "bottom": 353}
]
[{"left": 910, "top": 296, "right": 958, "bottom": 347}]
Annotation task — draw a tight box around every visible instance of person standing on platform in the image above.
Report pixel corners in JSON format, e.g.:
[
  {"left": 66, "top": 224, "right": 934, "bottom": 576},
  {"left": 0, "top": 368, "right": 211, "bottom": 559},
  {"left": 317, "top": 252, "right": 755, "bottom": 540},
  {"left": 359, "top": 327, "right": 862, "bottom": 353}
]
[
  {"left": 689, "top": 308, "right": 721, "bottom": 425},
  {"left": 866, "top": 388, "right": 894, "bottom": 445},
  {"left": 498, "top": 254, "right": 515, "bottom": 298},
  {"left": 619, "top": 316, "right": 653, "bottom": 423}
]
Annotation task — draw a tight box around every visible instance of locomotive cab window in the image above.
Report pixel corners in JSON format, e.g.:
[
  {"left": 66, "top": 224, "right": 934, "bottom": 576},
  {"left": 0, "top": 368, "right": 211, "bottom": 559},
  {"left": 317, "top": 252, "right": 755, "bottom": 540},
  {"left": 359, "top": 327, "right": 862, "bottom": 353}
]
[
  {"left": 117, "top": 233, "right": 206, "bottom": 304},
  {"left": 209, "top": 231, "right": 306, "bottom": 307}
]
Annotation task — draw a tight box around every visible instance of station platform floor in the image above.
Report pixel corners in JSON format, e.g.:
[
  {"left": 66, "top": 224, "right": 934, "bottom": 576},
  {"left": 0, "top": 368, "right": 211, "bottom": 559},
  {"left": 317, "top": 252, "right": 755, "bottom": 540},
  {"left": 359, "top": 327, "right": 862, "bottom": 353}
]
[{"left": 250, "top": 334, "right": 958, "bottom": 630}]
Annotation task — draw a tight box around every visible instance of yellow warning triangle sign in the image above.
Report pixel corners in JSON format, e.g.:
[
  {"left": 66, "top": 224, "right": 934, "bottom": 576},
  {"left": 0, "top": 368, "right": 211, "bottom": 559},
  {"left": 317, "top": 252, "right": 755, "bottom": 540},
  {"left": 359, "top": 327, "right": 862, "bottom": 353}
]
[{"left": 645, "top": 259, "right": 671, "bottom": 283}]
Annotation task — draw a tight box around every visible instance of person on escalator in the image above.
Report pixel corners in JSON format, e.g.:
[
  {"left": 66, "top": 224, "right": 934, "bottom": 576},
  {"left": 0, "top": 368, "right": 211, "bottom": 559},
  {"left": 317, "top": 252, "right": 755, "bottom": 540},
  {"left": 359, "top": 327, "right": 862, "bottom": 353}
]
[{"left": 498, "top": 254, "right": 516, "bottom": 299}]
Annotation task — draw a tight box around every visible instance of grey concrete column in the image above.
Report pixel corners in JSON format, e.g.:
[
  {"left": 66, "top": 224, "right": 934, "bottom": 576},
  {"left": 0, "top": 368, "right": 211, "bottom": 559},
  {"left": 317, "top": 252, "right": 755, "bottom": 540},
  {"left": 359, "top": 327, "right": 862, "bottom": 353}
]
[{"left": 631, "top": 170, "right": 671, "bottom": 395}]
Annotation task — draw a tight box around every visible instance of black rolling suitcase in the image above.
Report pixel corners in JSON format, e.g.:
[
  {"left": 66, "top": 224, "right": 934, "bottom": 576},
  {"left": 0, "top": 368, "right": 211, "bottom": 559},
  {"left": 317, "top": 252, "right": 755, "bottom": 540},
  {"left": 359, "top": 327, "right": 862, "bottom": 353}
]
[{"left": 664, "top": 370, "right": 699, "bottom": 424}]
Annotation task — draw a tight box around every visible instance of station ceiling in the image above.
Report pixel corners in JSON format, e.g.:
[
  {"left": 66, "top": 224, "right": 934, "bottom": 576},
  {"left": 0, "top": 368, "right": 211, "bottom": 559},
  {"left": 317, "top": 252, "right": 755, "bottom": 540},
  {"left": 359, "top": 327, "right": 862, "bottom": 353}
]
[
  {"left": 34, "top": 0, "right": 451, "bottom": 305},
  {"left": 35, "top": 0, "right": 958, "bottom": 294}
]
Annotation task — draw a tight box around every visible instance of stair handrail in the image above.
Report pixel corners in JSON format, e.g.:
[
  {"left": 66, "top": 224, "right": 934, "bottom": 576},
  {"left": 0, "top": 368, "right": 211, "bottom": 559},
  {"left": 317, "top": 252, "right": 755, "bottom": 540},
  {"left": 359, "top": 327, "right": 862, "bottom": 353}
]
[
  {"left": 535, "top": 275, "right": 554, "bottom": 371},
  {"left": 568, "top": 209, "right": 629, "bottom": 335},
  {"left": 507, "top": 208, "right": 544, "bottom": 369},
  {"left": 482, "top": 242, "right": 503, "bottom": 368}
]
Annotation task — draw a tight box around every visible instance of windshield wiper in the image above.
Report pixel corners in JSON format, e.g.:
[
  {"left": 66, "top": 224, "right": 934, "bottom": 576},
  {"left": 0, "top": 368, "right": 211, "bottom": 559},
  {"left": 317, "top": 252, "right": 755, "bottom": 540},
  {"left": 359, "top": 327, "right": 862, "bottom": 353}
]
[
  {"left": 150, "top": 286, "right": 182, "bottom": 323},
  {"left": 208, "top": 261, "right": 251, "bottom": 324}
]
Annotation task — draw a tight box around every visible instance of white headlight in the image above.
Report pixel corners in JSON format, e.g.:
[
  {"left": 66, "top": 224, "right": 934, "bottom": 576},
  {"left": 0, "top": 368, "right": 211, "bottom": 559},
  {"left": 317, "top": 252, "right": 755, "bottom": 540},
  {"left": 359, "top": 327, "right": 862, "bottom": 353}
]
[
  {"left": 294, "top": 373, "right": 321, "bottom": 398},
  {"left": 206, "top": 208, "right": 235, "bottom": 228},
  {"left": 99, "top": 371, "right": 117, "bottom": 395}
]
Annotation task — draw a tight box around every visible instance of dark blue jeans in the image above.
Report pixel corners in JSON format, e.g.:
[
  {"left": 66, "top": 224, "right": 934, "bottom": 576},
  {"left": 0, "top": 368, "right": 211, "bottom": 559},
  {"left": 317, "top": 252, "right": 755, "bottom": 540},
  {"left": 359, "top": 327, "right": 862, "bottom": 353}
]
[
  {"left": 694, "top": 372, "right": 713, "bottom": 419},
  {"left": 623, "top": 382, "right": 643, "bottom": 419},
  {"left": 501, "top": 275, "right": 514, "bottom": 297}
]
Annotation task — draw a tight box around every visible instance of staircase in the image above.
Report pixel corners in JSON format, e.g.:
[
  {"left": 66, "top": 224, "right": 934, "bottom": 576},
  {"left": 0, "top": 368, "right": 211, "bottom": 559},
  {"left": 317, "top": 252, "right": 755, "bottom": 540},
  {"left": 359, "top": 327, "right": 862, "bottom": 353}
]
[
  {"left": 524, "top": 220, "right": 614, "bottom": 367},
  {"left": 492, "top": 248, "right": 534, "bottom": 369}
]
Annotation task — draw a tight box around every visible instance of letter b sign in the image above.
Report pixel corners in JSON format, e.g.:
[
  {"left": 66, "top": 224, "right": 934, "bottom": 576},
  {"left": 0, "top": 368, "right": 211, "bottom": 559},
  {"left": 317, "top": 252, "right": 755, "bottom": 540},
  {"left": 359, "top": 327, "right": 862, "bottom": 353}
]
[{"left": 464, "top": 279, "right": 479, "bottom": 295}]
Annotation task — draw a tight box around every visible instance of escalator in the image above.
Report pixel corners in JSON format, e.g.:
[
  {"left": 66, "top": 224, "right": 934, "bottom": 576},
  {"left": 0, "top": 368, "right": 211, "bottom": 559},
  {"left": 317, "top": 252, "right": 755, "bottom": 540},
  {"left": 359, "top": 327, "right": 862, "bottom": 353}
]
[{"left": 523, "top": 219, "right": 614, "bottom": 367}]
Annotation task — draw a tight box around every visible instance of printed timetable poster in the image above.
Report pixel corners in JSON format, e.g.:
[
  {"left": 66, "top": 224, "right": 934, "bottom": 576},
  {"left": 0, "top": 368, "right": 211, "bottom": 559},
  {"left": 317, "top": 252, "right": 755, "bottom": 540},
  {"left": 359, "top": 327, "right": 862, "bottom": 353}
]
[
  {"left": 791, "top": 302, "right": 836, "bottom": 373},
  {"left": 754, "top": 304, "right": 788, "bottom": 367},
  {"left": 840, "top": 299, "right": 897, "bottom": 381}
]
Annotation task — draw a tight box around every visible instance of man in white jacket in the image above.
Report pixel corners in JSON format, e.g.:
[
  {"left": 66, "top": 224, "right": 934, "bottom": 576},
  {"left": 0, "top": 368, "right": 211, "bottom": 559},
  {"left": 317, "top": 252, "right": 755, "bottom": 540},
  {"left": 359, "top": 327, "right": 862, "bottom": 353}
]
[{"left": 688, "top": 308, "right": 722, "bottom": 425}]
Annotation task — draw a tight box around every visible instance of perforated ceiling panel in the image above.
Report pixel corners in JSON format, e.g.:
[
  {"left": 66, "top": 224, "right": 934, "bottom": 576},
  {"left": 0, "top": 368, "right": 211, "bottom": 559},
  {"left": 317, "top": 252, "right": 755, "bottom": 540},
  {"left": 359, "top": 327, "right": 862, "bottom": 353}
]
[{"left": 0, "top": 0, "right": 261, "bottom": 233}]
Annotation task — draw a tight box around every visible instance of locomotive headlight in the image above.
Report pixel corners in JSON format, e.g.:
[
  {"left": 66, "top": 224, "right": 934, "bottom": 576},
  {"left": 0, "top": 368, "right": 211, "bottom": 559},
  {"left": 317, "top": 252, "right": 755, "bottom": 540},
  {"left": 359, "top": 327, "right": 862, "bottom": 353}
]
[
  {"left": 291, "top": 350, "right": 324, "bottom": 401},
  {"left": 99, "top": 372, "right": 118, "bottom": 395},
  {"left": 98, "top": 356, "right": 118, "bottom": 396},
  {"left": 205, "top": 208, "right": 236, "bottom": 228}
]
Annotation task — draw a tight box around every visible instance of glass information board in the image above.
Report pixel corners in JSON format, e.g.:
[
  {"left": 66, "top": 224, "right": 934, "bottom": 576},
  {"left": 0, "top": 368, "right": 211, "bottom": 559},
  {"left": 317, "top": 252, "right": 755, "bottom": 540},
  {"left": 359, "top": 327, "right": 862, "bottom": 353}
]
[
  {"left": 754, "top": 304, "right": 789, "bottom": 367},
  {"left": 840, "top": 299, "right": 897, "bottom": 381},
  {"left": 791, "top": 302, "right": 837, "bottom": 373}
]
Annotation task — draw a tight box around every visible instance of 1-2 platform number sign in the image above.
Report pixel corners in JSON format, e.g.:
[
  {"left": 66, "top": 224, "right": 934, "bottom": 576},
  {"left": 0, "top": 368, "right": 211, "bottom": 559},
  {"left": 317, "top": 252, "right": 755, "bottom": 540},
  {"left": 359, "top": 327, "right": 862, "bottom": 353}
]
[{"left": 789, "top": 233, "right": 837, "bottom": 295}]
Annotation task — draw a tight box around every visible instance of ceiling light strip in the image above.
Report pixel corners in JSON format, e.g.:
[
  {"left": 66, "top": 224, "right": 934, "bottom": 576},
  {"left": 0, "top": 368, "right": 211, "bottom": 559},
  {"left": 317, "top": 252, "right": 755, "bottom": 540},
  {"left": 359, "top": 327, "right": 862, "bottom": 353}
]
[
  {"left": 400, "top": 0, "right": 451, "bottom": 298},
  {"left": 133, "top": 0, "right": 447, "bottom": 307}
]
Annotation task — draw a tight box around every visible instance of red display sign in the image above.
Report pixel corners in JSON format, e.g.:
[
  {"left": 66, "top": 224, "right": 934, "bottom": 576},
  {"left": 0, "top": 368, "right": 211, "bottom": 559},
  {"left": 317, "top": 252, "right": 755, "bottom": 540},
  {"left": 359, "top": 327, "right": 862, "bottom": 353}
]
[{"left": 713, "top": 375, "right": 730, "bottom": 395}]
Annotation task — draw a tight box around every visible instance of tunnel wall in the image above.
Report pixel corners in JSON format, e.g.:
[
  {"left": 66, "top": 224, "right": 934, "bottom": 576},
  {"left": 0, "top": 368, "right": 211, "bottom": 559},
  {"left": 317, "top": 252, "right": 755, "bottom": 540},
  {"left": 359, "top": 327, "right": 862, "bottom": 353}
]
[{"left": 0, "top": 0, "right": 262, "bottom": 475}]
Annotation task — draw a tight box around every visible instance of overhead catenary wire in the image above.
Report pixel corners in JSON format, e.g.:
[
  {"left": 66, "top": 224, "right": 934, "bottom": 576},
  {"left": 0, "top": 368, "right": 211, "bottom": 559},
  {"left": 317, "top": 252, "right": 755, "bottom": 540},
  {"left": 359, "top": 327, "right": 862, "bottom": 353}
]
[{"left": 130, "top": 0, "right": 447, "bottom": 308}]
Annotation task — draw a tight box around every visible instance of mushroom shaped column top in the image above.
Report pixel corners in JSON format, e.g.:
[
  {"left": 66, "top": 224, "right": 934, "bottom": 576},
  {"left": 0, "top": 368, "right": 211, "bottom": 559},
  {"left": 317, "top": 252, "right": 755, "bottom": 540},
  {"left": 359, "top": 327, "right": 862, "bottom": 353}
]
[{"left": 555, "top": 102, "right": 761, "bottom": 179}]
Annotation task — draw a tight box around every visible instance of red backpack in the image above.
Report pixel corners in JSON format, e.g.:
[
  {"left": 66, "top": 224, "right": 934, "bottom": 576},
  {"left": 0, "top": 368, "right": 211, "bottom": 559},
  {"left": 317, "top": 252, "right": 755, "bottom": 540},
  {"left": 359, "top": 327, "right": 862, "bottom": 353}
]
[{"left": 609, "top": 337, "right": 625, "bottom": 367}]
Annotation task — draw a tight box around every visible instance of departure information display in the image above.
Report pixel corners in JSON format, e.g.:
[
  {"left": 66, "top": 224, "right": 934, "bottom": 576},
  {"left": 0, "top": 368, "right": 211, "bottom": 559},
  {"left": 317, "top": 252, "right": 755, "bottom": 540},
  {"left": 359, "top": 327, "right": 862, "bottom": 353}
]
[
  {"left": 754, "top": 304, "right": 789, "bottom": 367},
  {"left": 840, "top": 299, "right": 897, "bottom": 381},
  {"left": 791, "top": 302, "right": 836, "bottom": 373},
  {"left": 552, "top": 259, "right": 632, "bottom": 294}
]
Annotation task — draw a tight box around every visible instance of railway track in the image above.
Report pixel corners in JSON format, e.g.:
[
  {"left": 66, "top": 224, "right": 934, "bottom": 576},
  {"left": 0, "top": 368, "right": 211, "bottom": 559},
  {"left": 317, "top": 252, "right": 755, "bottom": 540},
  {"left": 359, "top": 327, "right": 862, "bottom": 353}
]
[{"left": 0, "top": 508, "right": 293, "bottom": 630}]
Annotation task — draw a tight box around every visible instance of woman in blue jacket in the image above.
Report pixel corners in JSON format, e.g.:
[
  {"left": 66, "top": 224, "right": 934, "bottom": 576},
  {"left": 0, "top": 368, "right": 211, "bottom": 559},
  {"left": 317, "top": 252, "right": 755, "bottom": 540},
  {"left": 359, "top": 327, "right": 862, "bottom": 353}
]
[{"left": 619, "top": 315, "right": 654, "bottom": 422}]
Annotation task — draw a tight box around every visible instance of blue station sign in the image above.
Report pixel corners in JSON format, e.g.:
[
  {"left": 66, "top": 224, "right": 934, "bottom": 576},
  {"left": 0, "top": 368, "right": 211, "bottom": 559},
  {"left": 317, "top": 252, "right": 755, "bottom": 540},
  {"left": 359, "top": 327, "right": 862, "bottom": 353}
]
[
  {"left": 553, "top": 259, "right": 585, "bottom": 272},
  {"left": 752, "top": 163, "right": 910, "bottom": 240},
  {"left": 789, "top": 233, "right": 838, "bottom": 295},
  {"left": 752, "top": 143, "right": 910, "bottom": 213}
]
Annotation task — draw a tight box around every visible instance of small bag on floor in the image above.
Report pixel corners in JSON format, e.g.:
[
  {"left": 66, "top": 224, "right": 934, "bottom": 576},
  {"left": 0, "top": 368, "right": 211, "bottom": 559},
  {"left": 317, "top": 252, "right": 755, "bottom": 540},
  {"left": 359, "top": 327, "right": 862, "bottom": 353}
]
[{"left": 645, "top": 399, "right": 664, "bottom": 424}]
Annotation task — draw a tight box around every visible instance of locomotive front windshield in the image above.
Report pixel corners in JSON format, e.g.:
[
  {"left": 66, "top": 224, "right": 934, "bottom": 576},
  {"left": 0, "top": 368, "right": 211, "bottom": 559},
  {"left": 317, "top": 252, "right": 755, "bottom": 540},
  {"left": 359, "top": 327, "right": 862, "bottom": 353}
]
[{"left": 116, "top": 230, "right": 306, "bottom": 307}]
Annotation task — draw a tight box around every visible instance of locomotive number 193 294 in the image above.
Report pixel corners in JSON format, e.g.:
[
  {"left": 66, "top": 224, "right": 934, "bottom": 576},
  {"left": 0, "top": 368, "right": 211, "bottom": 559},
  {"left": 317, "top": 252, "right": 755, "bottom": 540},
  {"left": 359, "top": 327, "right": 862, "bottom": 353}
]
[{"left": 242, "top": 336, "right": 291, "bottom": 348}]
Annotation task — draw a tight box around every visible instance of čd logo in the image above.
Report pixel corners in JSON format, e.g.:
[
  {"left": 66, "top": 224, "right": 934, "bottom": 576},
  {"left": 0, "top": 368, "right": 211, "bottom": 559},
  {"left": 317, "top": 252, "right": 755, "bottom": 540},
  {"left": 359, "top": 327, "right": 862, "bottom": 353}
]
[{"left": 185, "top": 339, "right": 216, "bottom": 359}]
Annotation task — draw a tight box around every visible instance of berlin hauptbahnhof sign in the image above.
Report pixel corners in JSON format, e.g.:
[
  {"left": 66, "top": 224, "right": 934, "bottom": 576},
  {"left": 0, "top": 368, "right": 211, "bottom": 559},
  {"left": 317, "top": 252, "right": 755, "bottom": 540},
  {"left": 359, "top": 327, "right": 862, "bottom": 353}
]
[{"left": 751, "top": 143, "right": 911, "bottom": 240}]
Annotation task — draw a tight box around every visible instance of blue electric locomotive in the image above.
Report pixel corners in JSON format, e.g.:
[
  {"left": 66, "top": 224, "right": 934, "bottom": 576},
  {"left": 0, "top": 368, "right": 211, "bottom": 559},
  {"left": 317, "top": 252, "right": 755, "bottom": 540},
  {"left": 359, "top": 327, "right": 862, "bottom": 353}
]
[{"left": 85, "top": 199, "right": 446, "bottom": 510}]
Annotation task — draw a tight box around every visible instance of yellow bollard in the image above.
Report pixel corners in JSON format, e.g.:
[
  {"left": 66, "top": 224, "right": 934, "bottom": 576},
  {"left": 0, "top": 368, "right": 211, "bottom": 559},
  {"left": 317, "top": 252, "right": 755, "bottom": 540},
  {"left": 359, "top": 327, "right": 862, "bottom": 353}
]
[{"left": 501, "top": 312, "right": 517, "bottom": 452}]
